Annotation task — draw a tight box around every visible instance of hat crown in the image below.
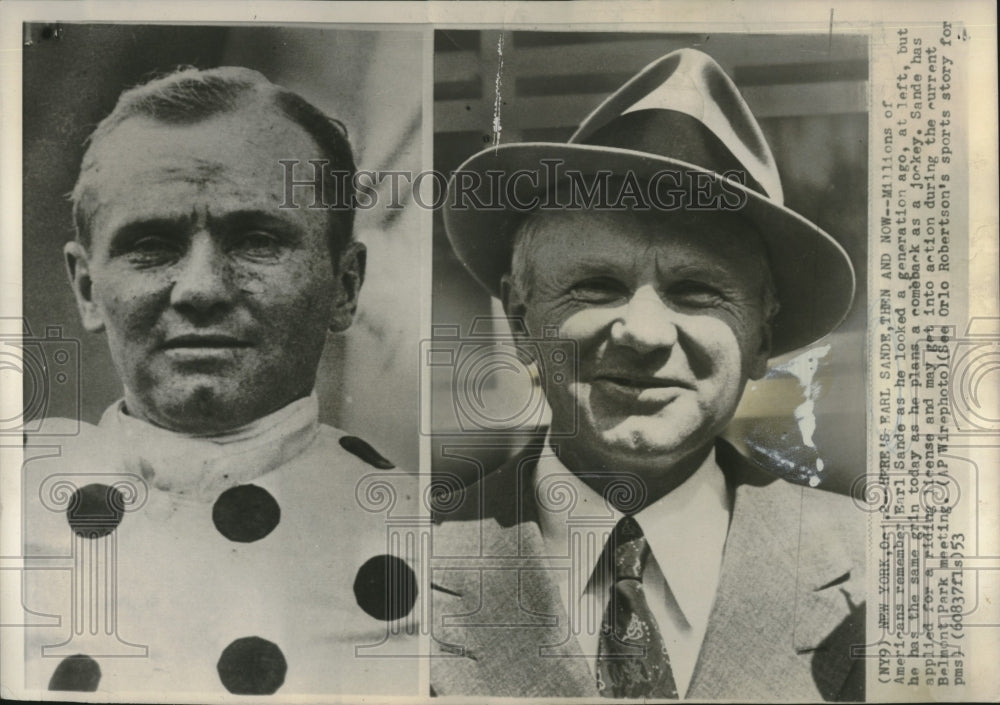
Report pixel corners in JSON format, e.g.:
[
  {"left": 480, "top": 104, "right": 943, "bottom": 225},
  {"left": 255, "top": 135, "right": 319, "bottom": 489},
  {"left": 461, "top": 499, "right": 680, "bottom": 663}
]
[
  {"left": 442, "top": 46, "right": 856, "bottom": 355},
  {"left": 570, "top": 48, "right": 784, "bottom": 202}
]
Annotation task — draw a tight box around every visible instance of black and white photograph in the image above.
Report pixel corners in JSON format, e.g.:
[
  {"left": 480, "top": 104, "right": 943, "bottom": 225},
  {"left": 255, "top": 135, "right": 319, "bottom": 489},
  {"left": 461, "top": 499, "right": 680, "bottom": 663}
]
[
  {"left": 428, "top": 30, "right": 868, "bottom": 700},
  {"left": 13, "top": 21, "right": 425, "bottom": 698},
  {"left": 1, "top": 2, "right": 997, "bottom": 704}
]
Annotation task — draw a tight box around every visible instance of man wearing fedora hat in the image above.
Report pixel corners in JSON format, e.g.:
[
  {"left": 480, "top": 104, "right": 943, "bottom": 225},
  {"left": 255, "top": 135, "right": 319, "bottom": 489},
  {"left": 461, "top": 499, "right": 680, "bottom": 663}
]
[{"left": 430, "top": 49, "right": 864, "bottom": 700}]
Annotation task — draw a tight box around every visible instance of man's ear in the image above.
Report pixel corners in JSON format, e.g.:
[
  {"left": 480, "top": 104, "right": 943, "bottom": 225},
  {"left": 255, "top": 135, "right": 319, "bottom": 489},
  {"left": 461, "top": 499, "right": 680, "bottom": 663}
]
[
  {"left": 500, "top": 272, "right": 541, "bottom": 366},
  {"left": 64, "top": 241, "right": 105, "bottom": 333},
  {"left": 748, "top": 318, "right": 773, "bottom": 380},
  {"left": 500, "top": 273, "right": 530, "bottom": 341},
  {"left": 329, "top": 241, "right": 366, "bottom": 333}
]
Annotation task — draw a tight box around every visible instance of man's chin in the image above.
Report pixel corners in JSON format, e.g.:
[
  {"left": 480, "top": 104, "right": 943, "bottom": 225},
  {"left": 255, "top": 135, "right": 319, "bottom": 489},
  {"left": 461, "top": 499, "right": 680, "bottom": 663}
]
[
  {"left": 590, "top": 418, "right": 710, "bottom": 462},
  {"left": 135, "top": 383, "right": 258, "bottom": 434}
]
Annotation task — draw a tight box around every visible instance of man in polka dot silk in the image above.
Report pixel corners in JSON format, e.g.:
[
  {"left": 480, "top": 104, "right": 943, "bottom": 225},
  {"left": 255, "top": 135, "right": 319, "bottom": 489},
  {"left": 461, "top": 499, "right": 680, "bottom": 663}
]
[{"left": 21, "top": 67, "right": 420, "bottom": 697}]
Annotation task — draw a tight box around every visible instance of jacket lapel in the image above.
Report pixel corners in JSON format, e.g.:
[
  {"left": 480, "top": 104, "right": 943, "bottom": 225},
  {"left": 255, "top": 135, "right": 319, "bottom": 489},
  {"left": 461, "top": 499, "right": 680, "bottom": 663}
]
[
  {"left": 430, "top": 446, "right": 597, "bottom": 697},
  {"left": 687, "top": 442, "right": 864, "bottom": 700},
  {"left": 432, "top": 440, "right": 863, "bottom": 699}
]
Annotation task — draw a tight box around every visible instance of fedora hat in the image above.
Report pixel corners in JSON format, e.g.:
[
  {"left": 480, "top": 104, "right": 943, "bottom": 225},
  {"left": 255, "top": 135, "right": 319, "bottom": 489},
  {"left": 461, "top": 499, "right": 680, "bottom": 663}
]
[{"left": 443, "top": 48, "right": 855, "bottom": 356}]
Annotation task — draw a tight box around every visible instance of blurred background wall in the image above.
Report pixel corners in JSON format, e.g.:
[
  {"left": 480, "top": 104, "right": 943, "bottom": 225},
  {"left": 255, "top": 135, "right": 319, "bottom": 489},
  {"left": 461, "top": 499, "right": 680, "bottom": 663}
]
[
  {"left": 432, "top": 31, "right": 868, "bottom": 495},
  {"left": 22, "top": 23, "right": 423, "bottom": 471}
]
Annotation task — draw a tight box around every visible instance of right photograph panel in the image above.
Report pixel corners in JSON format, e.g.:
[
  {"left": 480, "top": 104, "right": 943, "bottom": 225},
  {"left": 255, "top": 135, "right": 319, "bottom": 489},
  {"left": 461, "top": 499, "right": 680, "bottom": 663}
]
[{"left": 428, "top": 30, "right": 867, "bottom": 701}]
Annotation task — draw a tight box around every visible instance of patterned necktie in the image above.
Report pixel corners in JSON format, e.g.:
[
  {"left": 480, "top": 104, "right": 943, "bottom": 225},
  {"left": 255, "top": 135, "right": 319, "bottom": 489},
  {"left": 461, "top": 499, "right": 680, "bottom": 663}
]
[{"left": 595, "top": 516, "right": 678, "bottom": 699}]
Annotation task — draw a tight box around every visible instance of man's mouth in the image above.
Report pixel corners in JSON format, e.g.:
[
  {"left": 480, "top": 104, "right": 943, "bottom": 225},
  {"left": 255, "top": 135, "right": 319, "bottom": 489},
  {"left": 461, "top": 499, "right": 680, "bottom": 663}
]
[
  {"left": 592, "top": 374, "right": 694, "bottom": 402},
  {"left": 162, "top": 334, "right": 250, "bottom": 350},
  {"left": 594, "top": 374, "right": 693, "bottom": 390}
]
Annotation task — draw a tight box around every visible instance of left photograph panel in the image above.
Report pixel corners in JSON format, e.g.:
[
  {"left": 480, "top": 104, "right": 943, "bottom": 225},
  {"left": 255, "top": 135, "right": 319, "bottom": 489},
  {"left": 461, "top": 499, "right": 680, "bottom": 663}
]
[{"left": 17, "top": 22, "right": 426, "bottom": 698}]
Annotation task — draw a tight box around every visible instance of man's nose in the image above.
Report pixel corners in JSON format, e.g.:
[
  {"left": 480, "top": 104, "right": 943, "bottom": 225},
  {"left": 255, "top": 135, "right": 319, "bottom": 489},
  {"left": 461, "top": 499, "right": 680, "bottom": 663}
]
[
  {"left": 169, "top": 233, "right": 235, "bottom": 313},
  {"left": 610, "top": 284, "right": 679, "bottom": 353}
]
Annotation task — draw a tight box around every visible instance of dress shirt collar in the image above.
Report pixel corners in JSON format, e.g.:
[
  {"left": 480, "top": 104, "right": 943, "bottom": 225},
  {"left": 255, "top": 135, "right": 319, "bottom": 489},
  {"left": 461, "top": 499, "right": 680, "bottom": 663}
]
[{"left": 534, "top": 438, "right": 730, "bottom": 625}]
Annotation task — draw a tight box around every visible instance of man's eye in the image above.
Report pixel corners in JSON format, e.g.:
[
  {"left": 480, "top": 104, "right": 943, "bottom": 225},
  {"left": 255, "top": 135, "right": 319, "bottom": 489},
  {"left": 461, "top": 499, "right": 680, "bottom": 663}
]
[
  {"left": 670, "top": 280, "right": 725, "bottom": 305},
  {"left": 231, "top": 231, "right": 284, "bottom": 259},
  {"left": 123, "top": 236, "right": 181, "bottom": 265},
  {"left": 570, "top": 277, "right": 628, "bottom": 302}
]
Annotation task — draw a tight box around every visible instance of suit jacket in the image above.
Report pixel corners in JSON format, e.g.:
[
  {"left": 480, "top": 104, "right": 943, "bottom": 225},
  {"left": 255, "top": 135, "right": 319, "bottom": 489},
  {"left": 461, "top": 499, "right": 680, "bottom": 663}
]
[{"left": 430, "top": 439, "right": 865, "bottom": 701}]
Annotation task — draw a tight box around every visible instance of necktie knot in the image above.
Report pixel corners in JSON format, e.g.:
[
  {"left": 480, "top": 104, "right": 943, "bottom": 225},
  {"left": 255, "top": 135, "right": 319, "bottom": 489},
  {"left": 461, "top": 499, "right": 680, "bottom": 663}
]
[{"left": 612, "top": 516, "right": 649, "bottom": 583}]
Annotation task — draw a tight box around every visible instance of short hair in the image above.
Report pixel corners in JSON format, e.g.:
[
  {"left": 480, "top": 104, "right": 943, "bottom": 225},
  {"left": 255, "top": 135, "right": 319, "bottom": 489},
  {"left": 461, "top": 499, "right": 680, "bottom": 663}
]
[
  {"left": 508, "top": 209, "right": 781, "bottom": 324},
  {"left": 71, "top": 66, "right": 356, "bottom": 257}
]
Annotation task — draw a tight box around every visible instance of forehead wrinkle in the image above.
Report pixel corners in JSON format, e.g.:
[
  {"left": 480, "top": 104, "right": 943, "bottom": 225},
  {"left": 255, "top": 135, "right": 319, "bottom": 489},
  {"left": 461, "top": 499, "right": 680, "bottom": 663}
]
[
  {"left": 120, "top": 159, "right": 239, "bottom": 192},
  {"left": 620, "top": 228, "right": 740, "bottom": 280},
  {"left": 160, "top": 159, "right": 230, "bottom": 187},
  {"left": 656, "top": 257, "right": 736, "bottom": 281},
  {"left": 91, "top": 179, "right": 258, "bottom": 239},
  {"left": 532, "top": 250, "right": 631, "bottom": 287},
  {"left": 99, "top": 158, "right": 267, "bottom": 218}
]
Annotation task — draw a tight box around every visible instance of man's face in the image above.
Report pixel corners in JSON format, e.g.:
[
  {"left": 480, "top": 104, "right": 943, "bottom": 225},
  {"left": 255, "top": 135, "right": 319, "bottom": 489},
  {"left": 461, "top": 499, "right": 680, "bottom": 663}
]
[
  {"left": 504, "top": 209, "right": 772, "bottom": 483},
  {"left": 66, "top": 107, "right": 363, "bottom": 433}
]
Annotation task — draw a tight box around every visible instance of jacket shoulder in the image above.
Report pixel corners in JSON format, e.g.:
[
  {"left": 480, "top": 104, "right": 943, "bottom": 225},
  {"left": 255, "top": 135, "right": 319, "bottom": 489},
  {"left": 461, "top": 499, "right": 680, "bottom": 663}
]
[
  {"left": 430, "top": 441, "right": 547, "bottom": 526},
  {"left": 718, "top": 439, "right": 866, "bottom": 581}
]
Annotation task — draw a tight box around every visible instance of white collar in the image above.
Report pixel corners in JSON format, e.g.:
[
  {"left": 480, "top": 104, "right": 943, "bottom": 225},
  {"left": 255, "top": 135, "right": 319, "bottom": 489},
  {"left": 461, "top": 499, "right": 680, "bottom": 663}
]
[
  {"left": 99, "top": 393, "right": 320, "bottom": 502},
  {"left": 534, "top": 439, "right": 729, "bottom": 624}
]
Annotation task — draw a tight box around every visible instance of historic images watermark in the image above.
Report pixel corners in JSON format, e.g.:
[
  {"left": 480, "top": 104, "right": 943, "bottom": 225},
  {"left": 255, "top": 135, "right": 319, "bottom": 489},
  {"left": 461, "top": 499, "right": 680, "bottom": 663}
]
[
  {"left": 0, "top": 317, "right": 80, "bottom": 438},
  {"left": 420, "top": 317, "right": 578, "bottom": 437},
  {"left": 279, "top": 158, "right": 753, "bottom": 213}
]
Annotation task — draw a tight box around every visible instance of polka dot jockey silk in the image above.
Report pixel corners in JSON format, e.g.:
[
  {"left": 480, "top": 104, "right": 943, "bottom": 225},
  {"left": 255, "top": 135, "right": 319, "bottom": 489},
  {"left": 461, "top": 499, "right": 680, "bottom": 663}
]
[
  {"left": 596, "top": 516, "right": 679, "bottom": 699},
  {"left": 22, "top": 400, "right": 421, "bottom": 696}
]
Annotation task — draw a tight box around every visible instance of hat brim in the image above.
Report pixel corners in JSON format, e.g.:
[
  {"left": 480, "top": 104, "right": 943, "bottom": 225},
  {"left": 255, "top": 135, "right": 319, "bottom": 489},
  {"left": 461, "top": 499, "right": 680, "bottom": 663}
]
[{"left": 443, "top": 142, "right": 856, "bottom": 357}]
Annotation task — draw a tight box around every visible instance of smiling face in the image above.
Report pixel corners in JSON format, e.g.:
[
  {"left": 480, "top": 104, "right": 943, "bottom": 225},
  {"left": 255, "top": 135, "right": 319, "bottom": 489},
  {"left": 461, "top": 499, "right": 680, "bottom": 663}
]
[
  {"left": 503, "top": 208, "right": 773, "bottom": 496},
  {"left": 65, "top": 108, "right": 364, "bottom": 433}
]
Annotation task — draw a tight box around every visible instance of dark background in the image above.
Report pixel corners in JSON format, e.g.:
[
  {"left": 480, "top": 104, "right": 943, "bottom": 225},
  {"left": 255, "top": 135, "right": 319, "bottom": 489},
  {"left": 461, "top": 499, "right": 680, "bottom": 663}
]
[
  {"left": 23, "top": 24, "right": 231, "bottom": 431},
  {"left": 22, "top": 23, "right": 424, "bottom": 470}
]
